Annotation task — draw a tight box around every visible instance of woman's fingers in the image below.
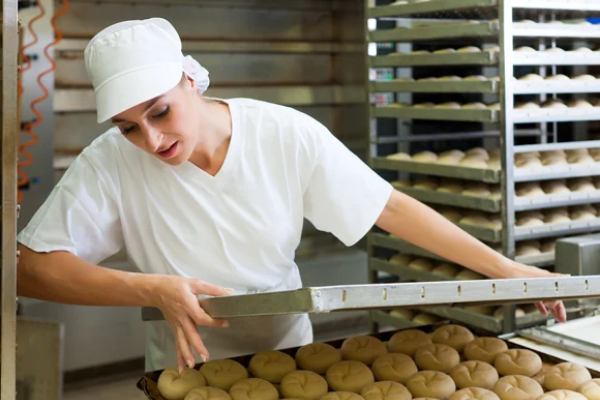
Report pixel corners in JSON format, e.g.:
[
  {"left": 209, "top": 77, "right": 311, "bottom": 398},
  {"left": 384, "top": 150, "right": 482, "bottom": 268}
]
[
  {"left": 175, "top": 322, "right": 195, "bottom": 369},
  {"left": 536, "top": 302, "right": 549, "bottom": 316},
  {"left": 546, "top": 300, "right": 567, "bottom": 323},
  {"left": 190, "top": 279, "right": 234, "bottom": 297},
  {"left": 185, "top": 295, "right": 229, "bottom": 328},
  {"left": 182, "top": 315, "right": 209, "bottom": 363},
  {"left": 175, "top": 337, "right": 185, "bottom": 374}
]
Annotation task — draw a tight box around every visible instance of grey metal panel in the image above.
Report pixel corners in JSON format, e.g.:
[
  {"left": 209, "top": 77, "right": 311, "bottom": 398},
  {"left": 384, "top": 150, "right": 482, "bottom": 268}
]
[
  {"left": 54, "top": 113, "right": 112, "bottom": 153},
  {"left": 56, "top": 2, "right": 333, "bottom": 41},
  {"left": 555, "top": 234, "right": 600, "bottom": 277},
  {"left": 2, "top": 0, "right": 19, "bottom": 396},
  {"left": 56, "top": 53, "right": 334, "bottom": 88}
]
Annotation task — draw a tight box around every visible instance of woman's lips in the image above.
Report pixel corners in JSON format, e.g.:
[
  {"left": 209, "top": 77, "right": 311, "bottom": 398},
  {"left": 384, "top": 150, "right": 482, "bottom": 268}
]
[{"left": 157, "top": 142, "right": 178, "bottom": 159}]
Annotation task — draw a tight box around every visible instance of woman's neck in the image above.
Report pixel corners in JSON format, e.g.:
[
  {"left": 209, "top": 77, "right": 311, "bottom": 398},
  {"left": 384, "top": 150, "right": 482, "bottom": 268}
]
[{"left": 188, "top": 99, "right": 232, "bottom": 175}]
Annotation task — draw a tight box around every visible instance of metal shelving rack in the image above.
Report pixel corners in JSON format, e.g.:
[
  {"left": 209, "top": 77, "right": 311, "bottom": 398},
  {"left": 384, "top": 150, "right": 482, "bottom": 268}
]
[{"left": 365, "top": 0, "right": 600, "bottom": 335}]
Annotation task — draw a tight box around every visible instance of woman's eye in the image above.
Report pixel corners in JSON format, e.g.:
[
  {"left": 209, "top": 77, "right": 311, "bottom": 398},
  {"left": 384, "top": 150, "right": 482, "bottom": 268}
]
[
  {"left": 122, "top": 126, "right": 136, "bottom": 135},
  {"left": 152, "top": 106, "right": 170, "bottom": 119}
]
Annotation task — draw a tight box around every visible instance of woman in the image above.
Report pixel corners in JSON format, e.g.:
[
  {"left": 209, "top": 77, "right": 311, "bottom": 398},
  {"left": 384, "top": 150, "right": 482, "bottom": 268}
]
[{"left": 17, "top": 18, "right": 565, "bottom": 373}]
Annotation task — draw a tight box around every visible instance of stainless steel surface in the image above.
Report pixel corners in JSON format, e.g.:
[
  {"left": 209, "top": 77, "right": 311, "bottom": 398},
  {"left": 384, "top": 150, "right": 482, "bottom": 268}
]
[
  {"left": 372, "top": 106, "right": 497, "bottom": 122},
  {"left": 395, "top": 186, "right": 501, "bottom": 213},
  {"left": 372, "top": 80, "right": 497, "bottom": 93},
  {"left": 370, "top": 52, "right": 498, "bottom": 68},
  {"left": 515, "top": 218, "right": 600, "bottom": 241},
  {"left": 518, "top": 0, "right": 600, "bottom": 11},
  {"left": 512, "top": 24, "right": 600, "bottom": 39},
  {"left": 2, "top": 0, "right": 20, "bottom": 398},
  {"left": 371, "top": 158, "right": 500, "bottom": 183},
  {"left": 514, "top": 163, "right": 600, "bottom": 182},
  {"left": 517, "top": 326, "right": 600, "bottom": 361},
  {"left": 513, "top": 52, "right": 600, "bottom": 66},
  {"left": 513, "top": 108, "right": 600, "bottom": 124},
  {"left": 16, "top": 318, "right": 64, "bottom": 400},
  {"left": 514, "top": 191, "right": 600, "bottom": 211},
  {"left": 555, "top": 234, "right": 600, "bottom": 277},
  {"left": 514, "top": 80, "right": 600, "bottom": 95},
  {"left": 55, "top": 86, "right": 365, "bottom": 112},
  {"left": 142, "top": 276, "right": 600, "bottom": 320},
  {"left": 369, "top": 22, "right": 497, "bottom": 43},
  {"left": 461, "top": 224, "right": 502, "bottom": 243},
  {"left": 515, "top": 140, "right": 600, "bottom": 153}
]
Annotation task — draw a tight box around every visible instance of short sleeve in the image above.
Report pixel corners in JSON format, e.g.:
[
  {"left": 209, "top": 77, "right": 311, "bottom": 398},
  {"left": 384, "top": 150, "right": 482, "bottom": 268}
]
[
  {"left": 17, "top": 152, "right": 124, "bottom": 264},
  {"left": 302, "top": 121, "right": 393, "bottom": 247}
]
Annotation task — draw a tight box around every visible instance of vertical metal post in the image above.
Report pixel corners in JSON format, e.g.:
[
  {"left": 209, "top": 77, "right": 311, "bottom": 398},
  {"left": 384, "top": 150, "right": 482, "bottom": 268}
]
[{"left": 499, "top": 0, "right": 517, "bottom": 333}]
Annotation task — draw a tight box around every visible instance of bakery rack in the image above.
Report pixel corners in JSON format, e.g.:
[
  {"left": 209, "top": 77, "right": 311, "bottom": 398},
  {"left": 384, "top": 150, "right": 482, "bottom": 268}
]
[{"left": 364, "top": 0, "right": 600, "bottom": 334}]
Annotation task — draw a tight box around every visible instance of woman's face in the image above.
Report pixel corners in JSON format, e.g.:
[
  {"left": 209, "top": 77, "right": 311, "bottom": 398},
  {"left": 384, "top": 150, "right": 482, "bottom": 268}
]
[{"left": 111, "top": 75, "right": 200, "bottom": 166}]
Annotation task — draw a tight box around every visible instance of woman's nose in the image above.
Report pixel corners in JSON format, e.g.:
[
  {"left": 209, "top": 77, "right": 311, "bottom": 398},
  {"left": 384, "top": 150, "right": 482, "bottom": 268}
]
[{"left": 141, "top": 125, "right": 162, "bottom": 153}]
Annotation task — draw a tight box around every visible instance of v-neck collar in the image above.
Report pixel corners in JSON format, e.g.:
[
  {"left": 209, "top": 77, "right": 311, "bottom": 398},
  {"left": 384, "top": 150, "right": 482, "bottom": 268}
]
[{"left": 174, "top": 99, "right": 242, "bottom": 191}]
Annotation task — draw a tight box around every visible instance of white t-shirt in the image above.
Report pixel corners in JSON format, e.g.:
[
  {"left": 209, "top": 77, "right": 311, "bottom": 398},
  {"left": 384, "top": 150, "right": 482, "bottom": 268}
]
[{"left": 18, "top": 98, "right": 393, "bottom": 371}]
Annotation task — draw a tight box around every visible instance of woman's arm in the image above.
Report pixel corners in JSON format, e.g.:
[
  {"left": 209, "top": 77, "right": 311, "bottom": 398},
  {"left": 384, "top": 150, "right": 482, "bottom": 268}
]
[
  {"left": 17, "top": 244, "right": 230, "bottom": 371},
  {"left": 375, "top": 190, "right": 566, "bottom": 321}
]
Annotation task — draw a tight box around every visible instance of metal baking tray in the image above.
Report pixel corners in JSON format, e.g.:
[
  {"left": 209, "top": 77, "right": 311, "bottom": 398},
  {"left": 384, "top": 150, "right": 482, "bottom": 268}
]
[
  {"left": 515, "top": 191, "right": 600, "bottom": 211},
  {"left": 371, "top": 157, "right": 501, "bottom": 183},
  {"left": 372, "top": 106, "right": 498, "bottom": 122},
  {"left": 370, "top": 233, "right": 554, "bottom": 267},
  {"left": 460, "top": 224, "right": 502, "bottom": 243},
  {"left": 515, "top": 218, "right": 600, "bottom": 241},
  {"left": 141, "top": 275, "right": 600, "bottom": 321},
  {"left": 513, "top": 108, "right": 600, "bottom": 124},
  {"left": 370, "top": 52, "right": 498, "bottom": 68},
  {"left": 514, "top": 163, "right": 600, "bottom": 182},
  {"left": 372, "top": 80, "right": 498, "bottom": 94},
  {"left": 513, "top": 52, "right": 600, "bottom": 66},
  {"left": 367, "top": 0, "right": 496, "bottom": 19},
  {"left": 513, "top": 80, "right": 600, "bottom": 95},
  {"left": 369, "top": 22, "right": 497, "bottom": 43},
  {"left": 396, "top": 186, "right": 501, "bottom": 212},
  {"left": 512, "top": 24, "right": 600, "bottom": 39},
  {"left": 369, "top": 257, "right": 454, "bottom": 283}
]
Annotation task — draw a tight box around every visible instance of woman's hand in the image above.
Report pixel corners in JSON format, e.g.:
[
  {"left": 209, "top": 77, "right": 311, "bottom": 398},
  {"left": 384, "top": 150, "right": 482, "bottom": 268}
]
[
  {"left": 502, "top": 262, "right": 567, "bottom": 323},
  {"left": 148, "top": 275, "right": 232, "bottom": 373}
]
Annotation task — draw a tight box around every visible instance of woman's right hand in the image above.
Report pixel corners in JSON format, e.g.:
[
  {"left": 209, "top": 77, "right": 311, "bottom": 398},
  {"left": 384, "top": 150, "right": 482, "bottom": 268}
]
[{"left": 147, "top": 275, "right": 232, "bottom": 373}]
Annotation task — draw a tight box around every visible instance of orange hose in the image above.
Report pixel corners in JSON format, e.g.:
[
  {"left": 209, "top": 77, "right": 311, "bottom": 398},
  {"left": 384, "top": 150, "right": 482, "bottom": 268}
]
[{"left": 18, "top": 0, "right": 70, "bottom": 203}]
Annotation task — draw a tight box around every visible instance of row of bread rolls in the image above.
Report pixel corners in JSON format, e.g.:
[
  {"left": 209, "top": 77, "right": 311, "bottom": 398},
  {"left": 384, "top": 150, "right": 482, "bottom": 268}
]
[
  {"left": 515, "top": 99, "right": 599, "bottom": 111},
  {"left": 389, "top": 304, "right": 534, "bottom": 320},
  {"left": 517, "top": 74, "right": 597, "bottom": 81},
  {"left": 389, "top": 253, "right": 484, "bottom": 280},
  {"left": 390, "top": 46, "right": 595, "bottom": 55},
  {"left": 516, "top": 205, "right": 600, "bottom": 226},
  {"left": 517, "top": 178, "right": 600, "bottom": 196},
  {"left": 393, "top": 177, "right": 501, "bottom": 199},
  {"left": 387, "top": 102, "right": 499, "bottom": 111},
  {"left": 157, "top": 325, "right": 598, "bottom": 400},
  {"left": 391, "top": 73, "right": 597, "bottom": 82},
  {"left": 386, "top": 99, "right": 600, "bottom": 112},
  {"left": 386, "top": 147, "right": 600, "bottom": 170}
]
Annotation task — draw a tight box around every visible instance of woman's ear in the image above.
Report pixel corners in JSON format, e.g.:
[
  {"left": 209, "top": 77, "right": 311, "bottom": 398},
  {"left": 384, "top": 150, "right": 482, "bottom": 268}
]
[{"left": 182, "top": 73, "right": 196, "bottom": 92}]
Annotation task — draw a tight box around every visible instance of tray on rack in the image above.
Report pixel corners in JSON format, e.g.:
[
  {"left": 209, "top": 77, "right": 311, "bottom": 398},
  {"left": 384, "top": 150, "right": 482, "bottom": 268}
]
[
  {"left": 141, "top": 275, "right": 600, "bottom": 321},
  {"left": 514, "top": 162, "right": 600, "bottom": 182},
  {"left": 515, "top": 190, "right": 600, "bottom": 211},
  {"left": 372, "top": 80, "right": 498, "bottom": 94},
  {"left": 370, "top": 51, "right": 498, "bottom": 67},
  {"left": 515, "top": 217, "right": 600, "bottom": 241},
  {"left": 395, "top": 186, "right": 501, "bottom": 212},
  {"left": 513, "top": 80, "right": 600, "bottom": 95},
  {"left": 371, "top": 158, "right": 501, "bottom": 183},
  {"left": 513, "top": 51, "right": 600, "bottom": 66},
  {"left": 372, "top": 106, "right": 498, "bottom": 122},
  {"left": 369, "top": 22, "right": 498, "bottom": 43},
  {"left": 512, "top": 23, "right": 600, "bottom": 39},
  {"left": 513, "top": 108, "right": 600, "bottom": 124},
  {"left": 368, "top": 0, "right": 497, "bottom": 19}
]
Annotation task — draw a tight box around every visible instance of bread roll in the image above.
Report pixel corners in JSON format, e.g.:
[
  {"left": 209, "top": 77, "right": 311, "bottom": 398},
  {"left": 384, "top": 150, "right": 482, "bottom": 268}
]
[
  {"left": 341, "top": 336, "right": 387, "bottom": 366},
  {"left": 577, "top": 379, "right": 600, "bottom": 400},
  {"left": 546, "top": 74, "right": 570, "bottom": 81},
  {"left": 485, "top": 46, "right": 500, "bottom": 52},
  {"left": 516, "top": 158, "right": 543, "bottom": 169},
  {"left": 545, "top": 213, "right": 571, "bottom": 224},
  {"left": 456, "top": 270, "right": 485, "bottom": 280},
  {"left": 184, "top": 387, "right": 231, "bottom": 400},
  {"left": 280, "top": 371, "right": 328, "bottom": 400},
  {"left": 372, "top": 353, "right": 418, "bottom": 383},
  {"left": 432, "top": 263, "right": 461, "bottom": 278},
  {"left": 441, "top": 209, "right": 464, "bottom": 223},
  {"left": 463, "top": 102, "right": 487, "bottom": 109},
  {"left": 568, "top": 100, "right": 594, "bottom": 109},
  {"left": 571, "top": 210, "right": 597, "bottom": 221},
  {"left": 414, "top": 103, "right": 435, "bottom": 108},
  {"left": 326, "top": 361, "right": 375, "bottom": 393},
  {"left": 388, "top": 152, "right": 412, "bottom": 161},
  {"left": 438, "top": 179, "right": 464, "bottom": 194},
  {"left": 361, "top": 381, "right": 412, "bottom": 400},
  {"left": 319, "top": 392, "right": 365, "bottom": 400},
  {"left": 589, "top": 148, "right": 600, "bottom": 160},
  {"left": 493, "top": 307, "right": 526, "bottom": 320},
  {"left": 463, "top": 183, "right": 491, "bottom": 197},
  {"left": 465, "top": 147, "right": 489, "bottom": 159},
  {"left": 450, "top": 361, "right": 500, "bottom": 389},
  {"left": 439, "top": 76, "right": 462, "bottom": 81},
  {"left": 158, "top": 367, "right": 207, "bottom": 400},
  {"left": 414, "top": 178, "right": 439, "bottom": 190},
  {"left": 413, "top": 313, "right": 441, "bottom": 325},
  {"left": 543, "top": 180, "right": 570, "bottom": 194},
  {"left": 545, "top": 47, "right": 565, "bottom": 52},
  {"left": 408, "top": 258, "right": 436, "bottom": 272},
  {"left": 519, "top": 74, "right": 544, "bottom": 81},
  {"left": 415, "top": 344, "right": 461, "bottom": 373},
  {"left": 432, "top": 324, "right": 475, "bottom": 352},
  {"left": 459, "top": 215, "right": 490, "bottom": 227},
  {"left": 296, "top": 343, "right": 342, "bottom": 375},
  {"left": 410, "top": 50, "right": 431, "bottom": 54},
  {"left": 541, "top": 157, "right": 568, "bottom": 167},
  {"left": 389, "top": 329, "right": 432, "bottom": 356},
  {"left": 412, "top": 151, "right": 438, "bottom": 163},
  {"left": 493, "top": 375, "right": 544, "bottom": 400},
  {"left": 541, "top": 240, "right": 556, "bottom": 253},
  {"left": 464, "top": 337, "right": 509, "bottom": 364},
  {"left": 450, "top": 388, "right": 500, "bottom": 400},
  {"left": 542, "top": 100, "right": 568, "bottom": 109},
  {"left": 520, "top": 210, "right": 544, "bottom": 220},
  {"left": 406, "top": 371, "right": 456, "bottom": 400},
  {"left": 435, "top": 102, "right": 462, "bottom": 109},
  {"left": 230, "top": 378, "right": 278, "bottom": 400},
  {"left": 487, "top": 103, "right": 501, "bottom": 110},
  {"left": 516, "top": 183, "right": 545, "bottom": 197},
  {"left": 544, "top": 363, "right": 592, "bottom": 391},
  {"left": 494, "top": 350, "right": 542, "bottom": 377},
  {"left": 248, "top": 351, "right": 296, "bottom": 383},
  {"left": 458, "top": 46, "right": 482, "bottom": 53},
  {"left": 390, "top": 308, "right": 415, "bottom": 320},
  {"left": 487, "top": 159, "right": 501, "bottom": 170},
  {"left": 515, "top": 245, "right": 542, "bottom": 257},
  {"left": 517, "top": 19, "right": 537, "bottom": 24},
  {"left": 464, "top": 76, "right": 488, "bottom": 81},
  {"left": 434, "top": 48, "right": 456, "bottom": 54},
  {"left": 569, "top": 179, "right": 596, "bottom": 192},
  {"left": 542, "top": 150, "right": 567, "bottom": 159},
  {"left": 460, "top": 157, "right": 489, "bottom": 169},
  {"left": 390, "top": 254, "right": 414, "bottom": 266},
  {"left": 437, "top": 155, "right": 462, "bottom": 165},
  {"left": 539, "top": 391, "right": 588, "bottom": 400},
  {"left": 516, "top": 217, "right": 545, "bottom": 227},
  {"left": 573, "top": 74, "right": 596, "bottom": 81},
  {"left": 200, "top": 360, "right": 248, "bottom": 391}
]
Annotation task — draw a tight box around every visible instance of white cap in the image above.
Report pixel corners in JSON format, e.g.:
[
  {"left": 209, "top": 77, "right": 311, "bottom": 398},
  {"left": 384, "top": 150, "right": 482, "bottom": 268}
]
[{"left": 84, "top": 18, "right": 209, "bottom": 123}]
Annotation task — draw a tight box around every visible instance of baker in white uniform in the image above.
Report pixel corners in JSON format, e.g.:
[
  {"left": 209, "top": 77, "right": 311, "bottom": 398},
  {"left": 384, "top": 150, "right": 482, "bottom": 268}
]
[{"left": 17, "top": 18, "right": 565, "bottom": 373}]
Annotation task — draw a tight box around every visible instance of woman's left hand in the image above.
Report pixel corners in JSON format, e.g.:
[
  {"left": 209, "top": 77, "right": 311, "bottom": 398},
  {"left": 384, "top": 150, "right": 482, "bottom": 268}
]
[{"left": 503, "top": 262, "right": 567, "bottom": 323}]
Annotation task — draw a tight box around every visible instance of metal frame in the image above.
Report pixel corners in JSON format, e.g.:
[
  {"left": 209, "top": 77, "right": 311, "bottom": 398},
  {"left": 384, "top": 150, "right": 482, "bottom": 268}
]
[{"left": 1, "top": 1, "right": 20, "bottom": 399}]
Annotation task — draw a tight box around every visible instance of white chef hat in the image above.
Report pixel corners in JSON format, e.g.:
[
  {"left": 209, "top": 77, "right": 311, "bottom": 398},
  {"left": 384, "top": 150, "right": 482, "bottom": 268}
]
[{"left": 84, "top": 18, "right": 210, "bottom": 123}]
